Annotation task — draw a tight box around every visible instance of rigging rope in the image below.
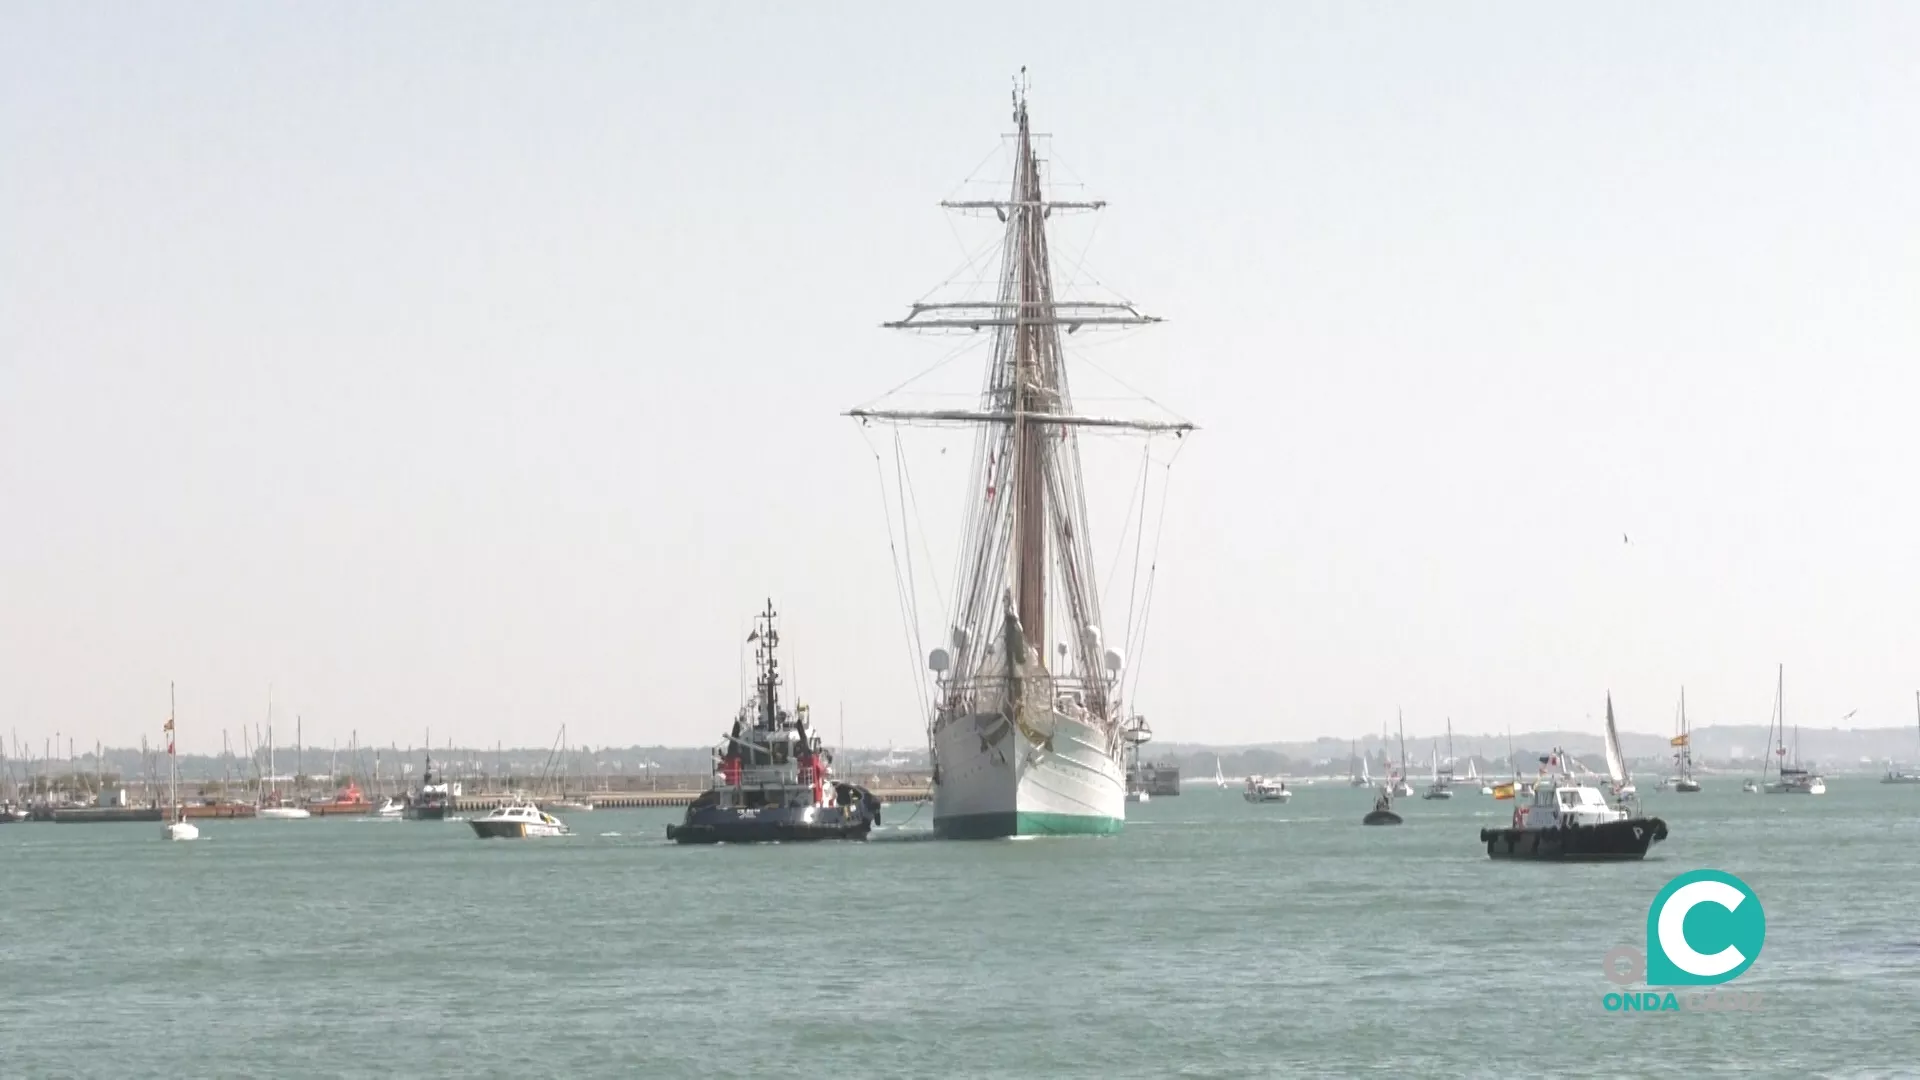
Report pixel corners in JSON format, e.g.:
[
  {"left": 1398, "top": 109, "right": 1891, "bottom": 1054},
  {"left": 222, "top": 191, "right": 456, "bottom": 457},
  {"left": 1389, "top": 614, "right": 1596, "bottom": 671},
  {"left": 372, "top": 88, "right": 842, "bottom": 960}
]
[
  {"left": 862, "top": 429, "right": 934, "bottom": 722},
  {"left": 1124, "top": 441, "right": 1186, "bottom": 708}
]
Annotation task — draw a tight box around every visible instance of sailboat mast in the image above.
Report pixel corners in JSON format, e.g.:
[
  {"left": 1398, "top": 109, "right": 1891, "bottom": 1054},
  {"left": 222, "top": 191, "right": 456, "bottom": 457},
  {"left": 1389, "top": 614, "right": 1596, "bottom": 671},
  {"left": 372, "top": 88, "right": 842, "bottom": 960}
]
[
  {"left": 1011, "top": 97, "right": 1047, "bottom": 659},
  {"left": 168, "top": 682, "right": 177, "bottom": 822}
]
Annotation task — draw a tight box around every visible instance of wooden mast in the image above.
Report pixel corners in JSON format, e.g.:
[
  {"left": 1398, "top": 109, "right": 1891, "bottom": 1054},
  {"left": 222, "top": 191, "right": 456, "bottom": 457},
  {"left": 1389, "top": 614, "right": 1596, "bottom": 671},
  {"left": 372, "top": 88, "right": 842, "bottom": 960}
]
[{"left": 1012, "top": 88, "right": 1047, "bottom": 664}]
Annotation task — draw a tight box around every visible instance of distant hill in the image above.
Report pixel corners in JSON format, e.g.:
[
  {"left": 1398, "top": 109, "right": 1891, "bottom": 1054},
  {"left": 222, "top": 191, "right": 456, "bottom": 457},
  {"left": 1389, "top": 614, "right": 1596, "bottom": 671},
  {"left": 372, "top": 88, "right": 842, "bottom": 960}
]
[
  {"left": 1143, "top": 724, "right": 1920, "bottom": 777},
  {"left": 8, "top": 724, "right": 1916, "bottom": 787}
]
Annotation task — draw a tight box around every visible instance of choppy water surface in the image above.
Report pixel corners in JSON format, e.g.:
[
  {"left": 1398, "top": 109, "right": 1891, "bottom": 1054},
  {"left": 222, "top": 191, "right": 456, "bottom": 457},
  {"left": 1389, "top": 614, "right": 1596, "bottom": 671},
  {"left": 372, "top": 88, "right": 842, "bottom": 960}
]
[{"left": 3, "top": 782, "right": 1917, "bottom": 1077}]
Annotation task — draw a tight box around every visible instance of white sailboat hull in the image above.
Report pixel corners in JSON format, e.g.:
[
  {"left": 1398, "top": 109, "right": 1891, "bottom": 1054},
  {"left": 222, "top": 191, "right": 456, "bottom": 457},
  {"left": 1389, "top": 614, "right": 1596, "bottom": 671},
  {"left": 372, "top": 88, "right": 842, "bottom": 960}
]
[
  {"left": 258, "top": 806, "right": 311, "bottom": 820},
  {"left": 931, "top": 708, "right": 1123, "bottom": 839},
  {"left": 163, "top": 821, "right": 199, "bottom": 841},
  {"left": 1764, "top": 780, "right": 1826, "bottom": 795}
]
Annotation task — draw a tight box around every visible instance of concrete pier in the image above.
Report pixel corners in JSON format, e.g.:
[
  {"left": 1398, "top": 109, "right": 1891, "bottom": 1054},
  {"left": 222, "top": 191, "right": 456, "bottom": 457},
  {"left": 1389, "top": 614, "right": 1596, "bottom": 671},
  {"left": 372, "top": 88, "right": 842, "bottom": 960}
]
[{"left": 453, "top": 788, "right": 930, "bottom": 812}]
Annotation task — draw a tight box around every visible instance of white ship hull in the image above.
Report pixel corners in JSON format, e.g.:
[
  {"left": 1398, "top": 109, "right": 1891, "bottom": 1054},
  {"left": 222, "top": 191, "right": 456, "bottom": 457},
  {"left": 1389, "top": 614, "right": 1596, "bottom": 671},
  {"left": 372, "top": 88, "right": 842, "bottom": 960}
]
[{"left": 931, "top": 708, "right": 1123, "bottom": 839}]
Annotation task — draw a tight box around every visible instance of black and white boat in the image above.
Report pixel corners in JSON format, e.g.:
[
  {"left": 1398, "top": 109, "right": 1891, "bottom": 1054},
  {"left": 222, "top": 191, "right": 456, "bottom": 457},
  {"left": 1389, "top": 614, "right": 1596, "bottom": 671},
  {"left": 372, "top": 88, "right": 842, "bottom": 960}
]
[
  {"left": 1479, "top": 701, "right": 1668, "bottom": 861},
  {"left": 1479, "top": 772, "right": 1667, "bottom": 860},
  {"left": 1363, "top": 788, "right": 1402, "bottom": 826},
  {"left": 403, "top": 750, "right": 453, "bottom": 820},
  {"left": 666, "top": 600, "right": 881, "bottom": 845}
]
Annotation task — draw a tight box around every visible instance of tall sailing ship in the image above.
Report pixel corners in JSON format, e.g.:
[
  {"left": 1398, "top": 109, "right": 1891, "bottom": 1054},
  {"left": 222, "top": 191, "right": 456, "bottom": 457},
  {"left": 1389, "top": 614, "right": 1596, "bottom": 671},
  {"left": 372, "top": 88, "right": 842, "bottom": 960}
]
[{"left": 850, "top": 79, "right": 1192, "bottom": 838}]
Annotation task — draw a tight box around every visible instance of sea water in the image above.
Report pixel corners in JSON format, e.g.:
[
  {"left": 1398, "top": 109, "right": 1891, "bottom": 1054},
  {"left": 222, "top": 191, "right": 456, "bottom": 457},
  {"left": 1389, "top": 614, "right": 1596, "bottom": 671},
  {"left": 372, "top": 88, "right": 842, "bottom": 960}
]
[{"left": 2, "top": 782, "right": 1915, "bottom": 1077}]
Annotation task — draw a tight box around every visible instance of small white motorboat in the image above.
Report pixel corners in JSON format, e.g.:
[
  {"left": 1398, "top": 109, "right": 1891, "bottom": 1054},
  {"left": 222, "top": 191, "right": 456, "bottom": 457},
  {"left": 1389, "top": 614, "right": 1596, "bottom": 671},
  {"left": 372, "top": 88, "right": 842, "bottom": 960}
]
[
  {"left": 1125, "top": 790, "right": 1150, "bottom": 804},
  {"left": 1243, "top": 776, "right": 1291, "bottom": 803},
  {"left": 258, "top": 803, "right": 312, "bottom": 820},
  {"left": 372, "top": 797, "right": 404, "bottom": 819},
  {"left": 470, "top": 800, "right": 569, "bottom": 839}
]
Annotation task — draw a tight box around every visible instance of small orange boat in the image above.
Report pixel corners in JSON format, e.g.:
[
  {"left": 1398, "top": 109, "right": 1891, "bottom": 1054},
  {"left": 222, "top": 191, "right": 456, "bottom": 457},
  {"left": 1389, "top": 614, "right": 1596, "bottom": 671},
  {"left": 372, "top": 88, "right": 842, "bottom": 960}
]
[{"left": 306, "top": 782, "right": 372, "bottom": 816}]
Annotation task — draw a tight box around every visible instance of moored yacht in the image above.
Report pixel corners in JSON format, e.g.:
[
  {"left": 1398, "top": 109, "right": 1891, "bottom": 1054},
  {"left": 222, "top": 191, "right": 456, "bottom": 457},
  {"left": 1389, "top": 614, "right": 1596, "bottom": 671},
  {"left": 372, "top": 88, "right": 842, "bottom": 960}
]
[
  {"left": 1883, "top": 691, "right": 1920, "bottom": 784},
  {"left": 1243, "top": 776, "right": 1290, "bottom": 803},
  {"left": 1758, "top": 666, "right": 1824, "bottom": 795},
  {"left": 1421, "top": 722, "right": 1456, "bottom": 799},
  {"left": 1667, "top": 688, "right": 1702, "bottom": 792},
  {"left": 256, "top": 702, "right": 309, "bottom": 819},
  {"left": 257, "top": 796, "right": 311, "bottom": 821},
  {"left": 371, "top": 796, "right": 404, "bottom": 819},
  {"left": 162, "top": 684, "right": 199, "bottom": 842},
  {"left": 469, "top": 799, "right": 568, "bottom": 839},
  {"left": 1388, "top": 711, "right": 1415, "bottom": 796},
  {"left": 666, "top": 601, "right": 882, "bottom": 844}
]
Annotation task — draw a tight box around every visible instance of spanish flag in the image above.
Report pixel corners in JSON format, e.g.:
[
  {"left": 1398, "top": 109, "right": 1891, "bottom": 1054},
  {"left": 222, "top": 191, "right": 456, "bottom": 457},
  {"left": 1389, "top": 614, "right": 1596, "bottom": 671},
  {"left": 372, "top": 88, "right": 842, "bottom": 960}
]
[
  {"left": 163, "top": 716, "right": 174, "bottom": 733},
  {"left": 1669, "top": 734, "right": 1688, "bottom": 747},
  {"left": 1492, "top": 782, "right": 1515, "bottom": 800}
]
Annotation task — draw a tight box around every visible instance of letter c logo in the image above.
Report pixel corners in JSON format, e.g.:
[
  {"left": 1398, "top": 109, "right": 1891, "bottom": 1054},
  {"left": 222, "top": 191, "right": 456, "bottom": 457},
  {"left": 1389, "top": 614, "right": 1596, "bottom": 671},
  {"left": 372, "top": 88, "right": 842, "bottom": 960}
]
[
  {"left": 1657, "top": 880, "right": 1746, "bottom": 977},
  {"left": 1645, "top": 870, "right": 1765, "bottom": 987}
]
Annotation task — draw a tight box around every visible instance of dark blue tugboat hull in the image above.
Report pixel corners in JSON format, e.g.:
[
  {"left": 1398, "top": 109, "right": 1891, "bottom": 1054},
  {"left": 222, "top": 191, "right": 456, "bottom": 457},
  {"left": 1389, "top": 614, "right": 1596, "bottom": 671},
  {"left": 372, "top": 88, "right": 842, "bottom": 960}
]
[{"left": 667, "top": 806, "right": 873, "bottom": 844}]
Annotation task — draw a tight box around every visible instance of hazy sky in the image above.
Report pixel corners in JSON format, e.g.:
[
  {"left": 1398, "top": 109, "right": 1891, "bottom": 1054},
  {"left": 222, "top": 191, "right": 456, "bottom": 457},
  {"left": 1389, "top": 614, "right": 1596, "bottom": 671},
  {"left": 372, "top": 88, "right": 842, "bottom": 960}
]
[{"left": 5, "top": 3, "right": 1918, "bottom": 755}]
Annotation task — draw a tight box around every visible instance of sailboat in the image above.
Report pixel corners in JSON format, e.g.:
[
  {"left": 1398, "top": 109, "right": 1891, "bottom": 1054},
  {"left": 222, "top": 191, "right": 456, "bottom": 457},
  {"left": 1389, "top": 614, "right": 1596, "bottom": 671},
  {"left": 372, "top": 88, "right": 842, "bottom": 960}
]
[
  {"left": 162, "top": 683, "right": 199, "bottom": 841},
  {"left": 1603, "top": 696, "right": 1635, "bottom": 800},
  {"left": 1882, "top": 692, "right": 1920, "bottom": 784},
  {"left": 1389, "top": 712, "right": 1414, "bottom": 797},
  {"left": 1466, "top": 757, "right": 1491, "bottom": 796},
  {"left": 849, "top": 79, "right": 1193, "bottom": 839},
  {"left": 1421, "top": 721, "right": 1455, "bottom": 799},
  {"left": 1348, "top": 741, "right": 1369, "bottom": 787},
  {"left": 258, "top": 692, "right": 311, "bottom": 819},
  {"left": 539, "top": 725, "right": 593, "bottom": 813},
  {"left": 1667, "top": 689, "right": 1702, "bottom": 792},
  {"left": 1759, "top": 665, "right": 1825, "bottom": 795},
  {"left": 1213, "top": 756, "right": 1228, "bottom": 790}
]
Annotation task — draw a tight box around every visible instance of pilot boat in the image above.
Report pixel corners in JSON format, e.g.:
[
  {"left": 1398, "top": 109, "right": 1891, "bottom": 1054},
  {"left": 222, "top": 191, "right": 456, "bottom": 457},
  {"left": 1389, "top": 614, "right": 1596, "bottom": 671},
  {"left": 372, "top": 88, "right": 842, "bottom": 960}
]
[
  {"left": 1243, "top": 776, "right": 1291, "bottom": 803},
  {"left": 469, "top": 799, "right": 569, "bottom": 839},
  {"left": 666, "top": 600, "right": 881, "bottom": 844},
  {"left": 1478, "top": 705, "right": 1669, "bottom": 861}
]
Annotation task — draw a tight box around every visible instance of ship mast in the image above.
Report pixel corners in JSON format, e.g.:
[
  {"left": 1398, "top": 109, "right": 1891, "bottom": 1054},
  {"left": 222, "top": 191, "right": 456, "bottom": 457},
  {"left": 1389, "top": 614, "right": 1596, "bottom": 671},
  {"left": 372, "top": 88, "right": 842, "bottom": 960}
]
[
  {"left": 1010, "top": 87, "right": 1048, "bottom": 664},
  {"left": 850, "top": 76, "right": 1191, "bottom": 728}
]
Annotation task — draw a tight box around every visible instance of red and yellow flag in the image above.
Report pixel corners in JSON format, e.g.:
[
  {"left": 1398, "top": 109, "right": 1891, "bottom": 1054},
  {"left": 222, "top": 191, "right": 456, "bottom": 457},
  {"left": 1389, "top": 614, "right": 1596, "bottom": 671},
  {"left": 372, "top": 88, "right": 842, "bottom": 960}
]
[
  {"left": 1669, "top": 734, "right": 1688, "bottom": 747},
  {"left": 1492, "top": 782, "right": 1515, "bottom": 800}
]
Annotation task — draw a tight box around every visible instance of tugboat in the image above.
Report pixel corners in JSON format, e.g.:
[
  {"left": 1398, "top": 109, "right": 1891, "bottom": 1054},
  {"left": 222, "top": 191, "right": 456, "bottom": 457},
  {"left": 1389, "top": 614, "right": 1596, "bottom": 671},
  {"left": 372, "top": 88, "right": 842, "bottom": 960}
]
[
  {"left": 403, "top": 752, "right": 451, "bottom": 820},
  {"left": 666, "top": 600, "right": 881, "bottom": 844},
  {"left": 1478, "top": 725, "right": 1668, "bottom": 860},
  {"left": 1363, "top": 787, "right": 1402, "bottom": 826}
]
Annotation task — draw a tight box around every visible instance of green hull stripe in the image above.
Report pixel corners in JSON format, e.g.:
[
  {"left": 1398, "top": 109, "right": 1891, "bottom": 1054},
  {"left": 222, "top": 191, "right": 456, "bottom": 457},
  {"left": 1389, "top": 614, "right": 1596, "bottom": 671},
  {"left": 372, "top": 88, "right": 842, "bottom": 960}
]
[{"left": 932, "top": 811, "right": 1122, "bottom": 840}]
